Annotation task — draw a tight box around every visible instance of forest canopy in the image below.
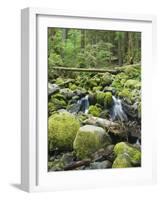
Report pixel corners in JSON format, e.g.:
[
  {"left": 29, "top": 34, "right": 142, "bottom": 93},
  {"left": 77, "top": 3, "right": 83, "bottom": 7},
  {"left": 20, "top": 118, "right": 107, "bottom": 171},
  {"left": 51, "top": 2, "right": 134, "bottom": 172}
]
[{"left": 48, "top": 28, "right": 141, "bottom": 71}]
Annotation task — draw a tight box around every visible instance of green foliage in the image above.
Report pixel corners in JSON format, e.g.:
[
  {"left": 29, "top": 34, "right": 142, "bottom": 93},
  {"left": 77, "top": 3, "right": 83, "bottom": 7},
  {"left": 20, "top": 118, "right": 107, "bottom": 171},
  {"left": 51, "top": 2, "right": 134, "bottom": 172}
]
[
  {"left": 88, "top": 105, "right": 102, "bottom": 117},
  {"left": 48, "top": 52, "right": 63, "bottom": 67},
  {"left": 48, "top": 28, "right": 141, "bottom": 70},
  {"left": 48, "top": 112, "right": 80, "bottom": 151}
]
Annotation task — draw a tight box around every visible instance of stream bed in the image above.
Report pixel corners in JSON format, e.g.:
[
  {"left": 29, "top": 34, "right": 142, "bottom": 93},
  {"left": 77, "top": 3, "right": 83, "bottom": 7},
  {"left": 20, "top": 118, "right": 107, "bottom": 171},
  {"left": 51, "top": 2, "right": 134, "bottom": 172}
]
[{"left": 48, "top": 65, "right": 141, "bottom": 171}]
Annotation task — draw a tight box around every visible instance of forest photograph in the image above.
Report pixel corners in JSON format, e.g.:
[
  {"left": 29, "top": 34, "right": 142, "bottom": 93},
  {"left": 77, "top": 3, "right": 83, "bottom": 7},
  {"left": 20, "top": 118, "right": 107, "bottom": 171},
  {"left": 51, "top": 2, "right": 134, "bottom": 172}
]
[{"left": 48, "top": 27, "right": 141, "bottom": 171}]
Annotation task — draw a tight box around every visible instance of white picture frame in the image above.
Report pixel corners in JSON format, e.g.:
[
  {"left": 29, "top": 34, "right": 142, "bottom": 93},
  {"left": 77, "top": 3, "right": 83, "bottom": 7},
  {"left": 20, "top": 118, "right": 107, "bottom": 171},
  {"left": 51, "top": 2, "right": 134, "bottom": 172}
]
[{"left": 21, "top": 7, "right": 157, "bottom": 192}]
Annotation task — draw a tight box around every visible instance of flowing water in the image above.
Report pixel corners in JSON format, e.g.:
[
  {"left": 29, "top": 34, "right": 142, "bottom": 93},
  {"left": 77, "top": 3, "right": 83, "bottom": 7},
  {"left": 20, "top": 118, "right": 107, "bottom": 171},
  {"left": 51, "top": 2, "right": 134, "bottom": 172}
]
[
  {"left": 111, "top": 96, "right": 128, "bottom": 122},
  {"left": 78, "top": 95, "right": 89, "bottom": 114}
]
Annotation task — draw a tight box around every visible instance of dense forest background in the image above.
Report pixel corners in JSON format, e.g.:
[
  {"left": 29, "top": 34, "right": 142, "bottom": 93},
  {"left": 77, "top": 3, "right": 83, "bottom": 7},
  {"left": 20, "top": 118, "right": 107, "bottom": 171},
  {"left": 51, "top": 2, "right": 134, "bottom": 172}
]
[{"left": 48, "top": 28, "right": 141, "bottom": 71}]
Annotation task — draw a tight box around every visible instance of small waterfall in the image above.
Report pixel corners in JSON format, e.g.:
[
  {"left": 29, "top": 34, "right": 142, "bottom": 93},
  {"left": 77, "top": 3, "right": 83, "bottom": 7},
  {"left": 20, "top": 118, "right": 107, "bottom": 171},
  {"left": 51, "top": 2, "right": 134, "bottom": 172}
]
[
  {"left": 78, "top": 95, "right": 89, "bottom": 114},
  {"left": 111, "top": 96, "right": 128, "bottom": 121},
  {"left": 135, "top": 138, "right": 141, "bottom": 146}
]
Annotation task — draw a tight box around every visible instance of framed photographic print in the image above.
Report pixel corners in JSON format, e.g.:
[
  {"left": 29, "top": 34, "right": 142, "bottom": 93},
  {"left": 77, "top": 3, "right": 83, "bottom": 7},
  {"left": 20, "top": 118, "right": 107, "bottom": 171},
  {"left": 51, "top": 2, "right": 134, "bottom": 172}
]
[{"left": 21, "top": 7, "right": 156, "bottom": 192}]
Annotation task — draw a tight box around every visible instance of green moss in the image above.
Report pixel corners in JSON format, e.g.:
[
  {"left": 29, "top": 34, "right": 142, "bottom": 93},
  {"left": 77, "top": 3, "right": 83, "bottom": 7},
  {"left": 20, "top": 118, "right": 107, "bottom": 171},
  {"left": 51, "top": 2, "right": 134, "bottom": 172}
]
[
  {"left": 124, "top": 79, "right": 141, "bottom": 89},
  {"left": 52, "top": 93, "right": 66, "bottom": 101},
  {"left": 104, "top": 92, "right": 113, "bottom": 107},
  {"left": 101, "top": 72, "right": 113, "bottom": 86},
  {"left": 48, "top": 112, "right": 80, "bottom": 151},
  {"left": 73, "top": 125, "right": 111, "bottom": 159},
  {"left": 74, "top": 131, "right": 101, "bottom": 159},
  {"left": 48, "top": 160, "right": 65, "bottom": 171},
  {"left": 112, "top": 154, "right": 132, "bottom": 168},
  {"left": 48, "top": 102, "right": 56, "bottom": 116},
  {"left": 69, "top": 83, "right": 78, "bottom": 91},
  {"left": 118, "top": 88, "right": 132, "bottom": 103},
  {"left": 92, "top": 86, "right": 102, "bottom": 92},
  {"left": 88, "top": 78, "right": 98, "bottom": 88},
  {"left": 50, "top": 97, "right": 67, "bottom": 110},
  {"left": 113, "top": 142, "right": 141, "bottom": 165},
  {"left": 96, "top": 91, "right": 112, "bottom": 108},
  {"left": 123, "top": 65, "right": 141, "bottom": 79},
  {"left": 55, "top": 77, "right": 64, "bottom": 85},
  {"left": 111, "top": 73, "right": 129, "bottom": 93},
  {"left": 88, "top": 105, "right": 102, "bottom": 117}
]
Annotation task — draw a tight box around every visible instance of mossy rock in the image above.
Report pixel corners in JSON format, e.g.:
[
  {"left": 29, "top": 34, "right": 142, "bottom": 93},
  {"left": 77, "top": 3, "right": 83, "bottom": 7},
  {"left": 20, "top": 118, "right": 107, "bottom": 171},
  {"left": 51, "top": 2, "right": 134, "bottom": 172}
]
[
  {"left": 48, "top": 159, "right": 65, "bottom": 171},
  {"left": 101, "top": 72, "right": 113, "bottom": 86},
  {"left": 87, "top": 78, "right": 98, "bottom": 88},
  {"left": 88, "top": 105, "right": 102, "bottom": 117},
  {"left": 111, "top": 72, "right": 129, "bottom": 93},
  {"left": 96, "top": 91, "right": 112, "bottom": 108},
  {"left": 60, "top": 88, "right": 74, "bottom": 99},
  {"left": 73, "top": 125, "right": 111, "bottom": 159},
  {"left": 113, "top": 142, "right": 141, "bottom": 165},
  {"left": 118, "top": 88, "right": 133, "bottom": 104},
  {"left": 55, "top": 77, "right": 64, "bottom": 85},
  {"left": 48, "top": 102, "right": 56, "bottom": 116},
  {"left": 50, "top": 97, "right": 67, "bottom": 110},
  {"left": 69, "top": 83, "right": 78, "bottom": 91},
  {"left": 112, "top": 154, "right": 132, "bottom": 168},
  {"left": 92, "top": 86, "right": 102, "bottom": 92},
  {"left": 48, "top": 112, "right": 80, "bottom": 151},
  {"left": 124, "top": 79, "right": 141, "bottom": 90},
  {"left": 52, "top": 93, "right": 66, "bottom": 101},
  {"left": 123, "top": 65, "right": 141, "bottom": 79}
]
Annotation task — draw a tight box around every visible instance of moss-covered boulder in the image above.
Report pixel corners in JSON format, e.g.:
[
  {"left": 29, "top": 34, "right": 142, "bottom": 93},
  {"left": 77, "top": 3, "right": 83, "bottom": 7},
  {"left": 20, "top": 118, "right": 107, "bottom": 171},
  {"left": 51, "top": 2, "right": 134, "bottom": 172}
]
[
  {"left": 123, "top": 65, "right": 141, "bottom": 79},
  {"left": 112, "top": 154, "right": 132, "bottom": 168},
  {"left": 60, "top": 88, "right": 74, "bottom": 99},
  {"left": 69, "top": 83, "right": 78, "bottom": 91},
  {"left": 96, "top": 91, "right": 112, "bottom": 108},
  {"left": 88, "top": 105, "right": 102, "bottom": 117},
  {"left": 73, "top": 125, "right": 111, "bottom": 159},
  {"left": 48, "top": 112, "right": 80, "bottom": 151},
  {"left": 50, "top": 97, "right": 67, "bottom": 111},
  {"left": 101, "top": 72, "right": 113, "bottom": 86},
  {"left": 113, "top": 142, "right": 141, "bottom": 166},
  {"left": 92, "top": 86, "right": 102, "bottom": 92},
  {"left": 118, "top": 88, "right": 133, "bottom": 104},
  {"left": 55, "top": 77, "right": 64, "bottom": 85},
  {"left": 87, "top": 78, "right": 98, "bottom": 88},
  {"left": 124, "top": 79, "right": 141, "bottom": 90}
]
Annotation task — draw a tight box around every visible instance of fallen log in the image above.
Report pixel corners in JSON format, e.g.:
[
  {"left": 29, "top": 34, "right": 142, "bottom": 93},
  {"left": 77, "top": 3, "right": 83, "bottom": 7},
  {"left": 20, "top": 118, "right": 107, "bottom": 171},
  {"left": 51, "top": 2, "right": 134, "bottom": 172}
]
[
  {"left": 64, "top": 159, "right": 91, "bottom": 170},
  {"left": 51, "top": 66, "right": 123, "bottom": 74},
  {"left": 51, "top": 63, "right": 140, "bottom": 74}
]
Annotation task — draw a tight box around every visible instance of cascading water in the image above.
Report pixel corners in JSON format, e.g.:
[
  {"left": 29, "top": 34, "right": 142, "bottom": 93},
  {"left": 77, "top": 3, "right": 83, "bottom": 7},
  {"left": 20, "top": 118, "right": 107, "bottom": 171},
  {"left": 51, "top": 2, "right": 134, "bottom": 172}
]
[
  {"left": 111, "top": 96, "right": 128, "bottom": 121},
  {"left": 78, "top": 95, "right": 89, "bottom": 114}
]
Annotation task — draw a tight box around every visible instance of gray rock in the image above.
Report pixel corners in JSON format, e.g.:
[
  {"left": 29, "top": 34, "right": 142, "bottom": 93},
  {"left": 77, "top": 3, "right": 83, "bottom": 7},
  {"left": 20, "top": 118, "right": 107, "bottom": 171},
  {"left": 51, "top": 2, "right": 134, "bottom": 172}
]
[
  {"left": 48, "top": 83, "right": 60, "bottom": 96},
  {"left": 60, "top": 88, "right": 74, "bottom": 99},
  {"left": 60, "top": 152, "right": 74, "bottom": 165},
  {"left": 67, "top": 103, "right": 81, "bottom": 113},
  {"left": 90, "top": 160, "right": 112, "bottom": 169}
]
